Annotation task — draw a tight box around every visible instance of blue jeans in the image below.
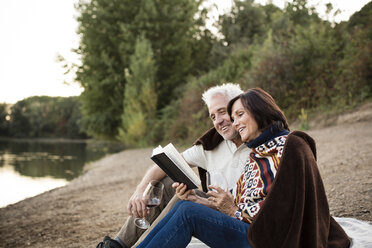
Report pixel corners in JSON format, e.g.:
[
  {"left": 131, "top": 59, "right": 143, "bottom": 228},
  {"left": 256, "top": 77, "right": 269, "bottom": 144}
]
[{"left": 137, "top": 200, "right": 252, "bottom": 248}]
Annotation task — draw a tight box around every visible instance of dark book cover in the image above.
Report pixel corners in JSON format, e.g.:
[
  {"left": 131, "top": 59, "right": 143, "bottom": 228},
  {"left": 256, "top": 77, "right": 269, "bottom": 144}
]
[{"left": 151, "top": 152, "right": 198, "bottom": 189}]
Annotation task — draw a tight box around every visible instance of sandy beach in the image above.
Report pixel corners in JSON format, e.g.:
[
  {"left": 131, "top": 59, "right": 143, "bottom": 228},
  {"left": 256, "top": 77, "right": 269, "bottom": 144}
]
[{"left": 1, "top": 103, "right": 371, "bottom": 247}]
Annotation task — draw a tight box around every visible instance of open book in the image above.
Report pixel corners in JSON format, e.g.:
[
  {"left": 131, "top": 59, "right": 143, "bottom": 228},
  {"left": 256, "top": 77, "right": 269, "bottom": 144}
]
[{"left": 151, "top": 143, "right": 201, "bottom": 189}]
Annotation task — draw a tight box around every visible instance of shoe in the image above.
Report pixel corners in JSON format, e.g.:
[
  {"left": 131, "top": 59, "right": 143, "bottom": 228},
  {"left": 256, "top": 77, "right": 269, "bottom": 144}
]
[{"left": 96, "top": 236, "right": 123, "bottom": 248}]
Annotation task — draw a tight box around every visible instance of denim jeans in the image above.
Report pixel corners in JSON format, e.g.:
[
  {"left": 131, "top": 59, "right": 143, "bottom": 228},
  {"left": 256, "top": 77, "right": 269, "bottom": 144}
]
[{"left": 137, "top": 200, "right": 252, "bottom": 248}]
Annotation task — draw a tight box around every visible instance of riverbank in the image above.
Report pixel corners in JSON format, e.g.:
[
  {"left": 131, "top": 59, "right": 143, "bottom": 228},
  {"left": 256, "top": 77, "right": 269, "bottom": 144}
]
[{"left": 1, "top": 103, "right": 372, "bottom": 247}]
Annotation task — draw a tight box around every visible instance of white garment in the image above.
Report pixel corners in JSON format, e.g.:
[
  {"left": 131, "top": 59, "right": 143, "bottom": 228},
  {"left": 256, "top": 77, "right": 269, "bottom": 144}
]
[
  {"left": 182, "top": 140, "right": 250, "bottom": 191},
  {"left": 335, "top": 217, "right": 372, "bottom": 248}
]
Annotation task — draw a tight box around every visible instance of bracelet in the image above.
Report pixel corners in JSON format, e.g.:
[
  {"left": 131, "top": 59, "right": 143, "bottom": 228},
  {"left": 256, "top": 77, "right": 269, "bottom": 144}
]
[{"left": 234, "top": 208, "right": 242, "bottom": 218}]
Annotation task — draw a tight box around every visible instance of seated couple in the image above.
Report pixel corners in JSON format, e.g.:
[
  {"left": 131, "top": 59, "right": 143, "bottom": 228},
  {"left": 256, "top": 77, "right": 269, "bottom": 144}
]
[{"left": 97, "top": 85, "right": 350, "bottom": 248}]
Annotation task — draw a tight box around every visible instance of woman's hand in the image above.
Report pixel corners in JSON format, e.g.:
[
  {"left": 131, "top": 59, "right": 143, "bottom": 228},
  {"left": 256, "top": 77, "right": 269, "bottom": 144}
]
[
  {"left": 172, "top": 182, "right": 196, "bottom": 201},
  {"left": 206, "top": 185, "right": 238, "bottom": 216}
]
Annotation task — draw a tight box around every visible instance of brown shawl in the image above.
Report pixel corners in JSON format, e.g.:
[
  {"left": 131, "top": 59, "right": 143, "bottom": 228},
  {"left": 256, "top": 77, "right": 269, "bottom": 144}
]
[{"left": 247, "top": 131, "right": 350, "bottom": 248}]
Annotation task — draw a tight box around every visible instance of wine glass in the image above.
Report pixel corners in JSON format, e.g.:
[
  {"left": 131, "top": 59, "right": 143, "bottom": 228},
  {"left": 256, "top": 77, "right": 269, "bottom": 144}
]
[
  {"left": 206, "top": 170, "right": 228, "bottom": 192},
  {"left": 134, "top": 180, "right": 164, "bottom": 229}
]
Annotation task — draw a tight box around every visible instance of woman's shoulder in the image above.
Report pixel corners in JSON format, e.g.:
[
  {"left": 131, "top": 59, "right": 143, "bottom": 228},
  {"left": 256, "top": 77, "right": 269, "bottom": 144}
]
[{"left": 285, "top": 131, "right": 317, "bottom": 159}]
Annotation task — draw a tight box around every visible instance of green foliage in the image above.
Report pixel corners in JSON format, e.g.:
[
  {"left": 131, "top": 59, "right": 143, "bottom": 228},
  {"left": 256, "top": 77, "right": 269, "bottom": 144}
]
[
  {"left": 75, "top": 0, "right": 132, "bottom": 139},
  {"left": 75, "top": 0, "right": 211, "bottom": 139},
  {"left": 284, "top": 0, "right": 320, "bottom": 27},
  {"left": 218, "top": 0, "right": 266, "bottom": 46},
  {"left": 348, "top": 1, "right": 372, "bottom": 29},
  {"left": 162, "top": 0, "right": 372, "bottom": 144},
  {"left": 245, "top": 19, "right": 344, "bottom": 116},
  {"left": 72, "top": 0, "right": 372, "bottom": 146},
  {"left": 117, "top": 36, "right": 157, "bottom": 147},
  {"left": 8, "top": 96, "right": 86, "bottom": 139},
  {"left": 132, "top": 0, "right": 202, "bottom": 108},
  {"left": 336, "top": 2, "right": 372, "bottom": 106},
  {"left": 298, "top": 108, "right": 309, "bottom": 130}
]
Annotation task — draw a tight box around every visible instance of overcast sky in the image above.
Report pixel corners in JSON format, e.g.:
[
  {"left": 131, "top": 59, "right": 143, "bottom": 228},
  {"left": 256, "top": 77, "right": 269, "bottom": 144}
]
[{"left": 0, "top": 0, "right": 370, "bottom": 104}]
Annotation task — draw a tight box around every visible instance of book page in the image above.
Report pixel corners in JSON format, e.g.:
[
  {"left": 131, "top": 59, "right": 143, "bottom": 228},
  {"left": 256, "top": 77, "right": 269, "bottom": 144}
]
[
  {"left": 163, "top": 143, "right": 201, "bottom": 186},
  {"left": 152, "top": 145, "right": 163, "bottom": 156}
]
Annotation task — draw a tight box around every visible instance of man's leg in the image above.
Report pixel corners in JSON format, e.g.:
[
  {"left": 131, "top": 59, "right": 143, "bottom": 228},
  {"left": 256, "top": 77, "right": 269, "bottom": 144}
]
[
  {"left": 116, "top": 176, "right": 175, "bottom": 247},
  {"left": 133, "top": 195, "right": 180, "bottom": 247},
  {"left": 133, "top": 189, "right": 205, "bottom": 247}
]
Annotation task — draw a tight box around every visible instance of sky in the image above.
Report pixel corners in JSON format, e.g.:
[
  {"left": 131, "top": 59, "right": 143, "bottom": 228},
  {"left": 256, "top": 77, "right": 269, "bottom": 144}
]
[
  {"left": 0, "top": 0, "right": 81, "bottom": 104},
  {"left": 0, "top": 0, "right": 370, "bottom": 104}
]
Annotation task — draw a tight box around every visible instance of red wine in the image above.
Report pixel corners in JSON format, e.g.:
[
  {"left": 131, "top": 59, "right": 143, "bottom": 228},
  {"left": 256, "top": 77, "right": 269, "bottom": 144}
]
[{"left": 146, "top": 198, "right": 160, "bottom": 208}]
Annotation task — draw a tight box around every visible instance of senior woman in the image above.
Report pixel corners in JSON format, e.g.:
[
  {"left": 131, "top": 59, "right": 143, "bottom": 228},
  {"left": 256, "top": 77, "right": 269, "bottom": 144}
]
[{"left": 136, "top": 88, "right": 350, "bottom": 248}]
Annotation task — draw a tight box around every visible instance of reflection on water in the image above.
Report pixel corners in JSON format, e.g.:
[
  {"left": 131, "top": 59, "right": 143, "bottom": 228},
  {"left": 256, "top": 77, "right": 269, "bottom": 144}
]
[
  {"left": 0, "top": 140, "right": 91, "bottom": 180},
  {"left": 0, "top": 166, "right": 67, "bottom": 207},
  {"left": 0, "top": 138, "right": 122, "bottom": 207}
]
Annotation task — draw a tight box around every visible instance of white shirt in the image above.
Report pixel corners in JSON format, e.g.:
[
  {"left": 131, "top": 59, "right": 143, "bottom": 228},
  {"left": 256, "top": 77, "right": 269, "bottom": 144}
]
[{"left": 182, "top": 140, "right": 250, "bottom": 191}]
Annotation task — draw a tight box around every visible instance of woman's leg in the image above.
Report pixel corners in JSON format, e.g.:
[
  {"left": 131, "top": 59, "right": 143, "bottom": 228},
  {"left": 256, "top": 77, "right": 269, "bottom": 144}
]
[{"left": 138, "top": 201, "right": 251, "bottom": 248}]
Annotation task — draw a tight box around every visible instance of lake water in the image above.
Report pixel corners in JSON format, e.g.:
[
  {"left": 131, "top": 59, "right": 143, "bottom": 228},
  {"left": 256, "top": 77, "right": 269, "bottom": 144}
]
[{"left": 0, "top": 138, "right": 122, "bottom": 208}]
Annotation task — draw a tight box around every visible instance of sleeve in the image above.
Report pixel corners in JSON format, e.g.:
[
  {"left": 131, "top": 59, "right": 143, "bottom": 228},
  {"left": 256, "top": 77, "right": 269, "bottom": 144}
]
[
  {"left": 233, "top": 175, "right": 264, "bottom": 223},
  {"left": 182, "top": 145, "right": 208, "bottom": 170},
  {"left": 235, "top": 200, "right": 265, "bottom": 223}
]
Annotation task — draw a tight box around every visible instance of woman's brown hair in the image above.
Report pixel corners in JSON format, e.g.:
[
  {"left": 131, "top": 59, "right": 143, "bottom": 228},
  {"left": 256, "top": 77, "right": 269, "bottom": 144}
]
[{"left": 227, "top": 88, "right": 289, "bottom": 132}]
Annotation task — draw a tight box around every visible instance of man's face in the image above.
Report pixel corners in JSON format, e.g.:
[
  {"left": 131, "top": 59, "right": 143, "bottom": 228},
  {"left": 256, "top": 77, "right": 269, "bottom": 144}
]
[{"left": 208, "top": 94, "right": 238, "bottom": 141}]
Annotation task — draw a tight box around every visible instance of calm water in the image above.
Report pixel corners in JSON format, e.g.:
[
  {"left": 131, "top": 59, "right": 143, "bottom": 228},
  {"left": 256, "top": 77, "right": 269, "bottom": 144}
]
[{"left": 0, "top": 138, "right": 122, "bottom": 207}]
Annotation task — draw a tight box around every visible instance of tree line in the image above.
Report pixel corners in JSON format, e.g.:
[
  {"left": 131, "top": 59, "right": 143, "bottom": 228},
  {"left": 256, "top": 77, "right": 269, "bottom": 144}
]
[
  {"left": 1, "top": 0, "right": 371, "bottom": 145},
  {"left": 0, "top": 96, "right": 87, "bottom": 139}
]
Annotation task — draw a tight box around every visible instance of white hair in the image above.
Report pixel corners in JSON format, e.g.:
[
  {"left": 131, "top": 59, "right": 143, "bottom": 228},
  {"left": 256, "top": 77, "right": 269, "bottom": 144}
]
[{"left": 202, "top": 83, "right": 243, "bottom": 107}]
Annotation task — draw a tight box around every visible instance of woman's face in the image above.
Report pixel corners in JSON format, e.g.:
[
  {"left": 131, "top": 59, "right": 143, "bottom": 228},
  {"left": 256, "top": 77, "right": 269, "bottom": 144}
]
[{"left": 231, "top": 99, "right": 261, "bottom": 143}]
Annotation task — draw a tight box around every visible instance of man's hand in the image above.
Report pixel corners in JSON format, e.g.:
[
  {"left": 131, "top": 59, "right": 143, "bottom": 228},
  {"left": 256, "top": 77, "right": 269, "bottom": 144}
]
[
  {"left": 172, "top": 182, "right": 196, "bottom": 201},
  {"left": 127, "top": 188, "right": 148, "bottom": 218},
  {"left": 126, "top": 165, "right": 167, "bottom": 218},
  {"left": 206, "top": 185, "right": 237, "bottom": 216}
]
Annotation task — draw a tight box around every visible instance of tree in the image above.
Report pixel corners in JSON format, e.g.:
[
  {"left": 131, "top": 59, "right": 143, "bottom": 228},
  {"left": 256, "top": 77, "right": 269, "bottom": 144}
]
[
  {"left": 284, "top": 0, "right": 319, "bottom": 27},
  {"left": 9, "top": 99, "right": 32, "bottom": 137},
  {"left": 348, "top": 1, "right": 372, "bottom": 29},
  {"left": 74, "top": 0, "right": 210, "bottom": 139},
  {"left": 337, "top": 2, "right": 372, "bottom": 104},
  {"left": 117, "top": 35, "right": 157, "bottom": 146},
  {"left": 8, "top": 96, "right": 86, "bottom": 139},
  {"left": 218, "top": 0, "right": 267, "bottom": 46},
  {"left": 75, "top": 0, "right": 135, "bottom": 139},
  {"left": 155, "top": 0, "right": 372, "bottom": 144},
  {"left": 0, "top": 103, "right": 10, "bottom": 136},
  {"left": 132, "top": 0, "right": 201, "bottom": 108}
]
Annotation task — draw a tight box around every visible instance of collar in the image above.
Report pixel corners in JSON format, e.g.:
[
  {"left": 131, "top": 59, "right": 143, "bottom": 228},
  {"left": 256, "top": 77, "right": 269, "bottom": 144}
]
[
  {"left": 246, "top": 125, "right": 289, "bottom": 149},
  {"left": 193, "top": 127, "right": 224, "bottom": 151}
]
